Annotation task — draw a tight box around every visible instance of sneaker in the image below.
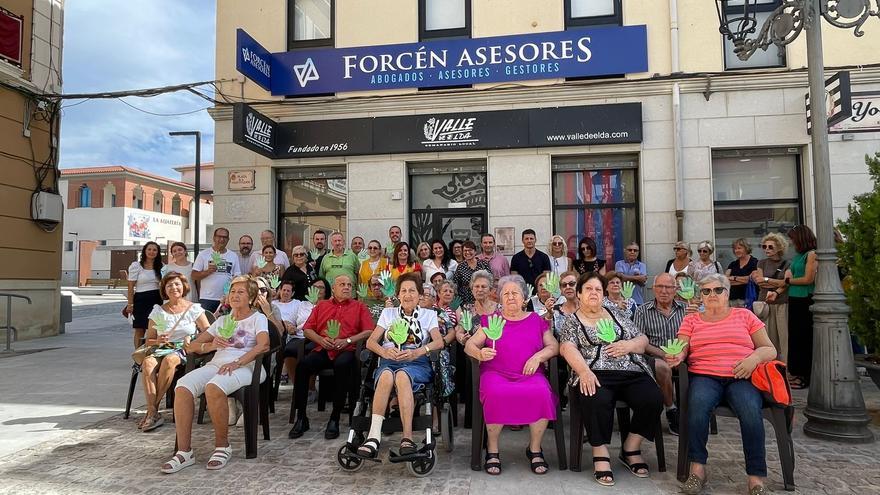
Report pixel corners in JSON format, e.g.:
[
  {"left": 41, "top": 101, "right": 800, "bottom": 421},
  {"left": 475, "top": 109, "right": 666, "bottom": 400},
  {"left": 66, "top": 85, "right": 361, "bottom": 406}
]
[
  {"left": 666, "top": 408, "right": 680, "bottom": 436},
  {"left": 307, "top": 390, "right": 317, "bottom": 404}
]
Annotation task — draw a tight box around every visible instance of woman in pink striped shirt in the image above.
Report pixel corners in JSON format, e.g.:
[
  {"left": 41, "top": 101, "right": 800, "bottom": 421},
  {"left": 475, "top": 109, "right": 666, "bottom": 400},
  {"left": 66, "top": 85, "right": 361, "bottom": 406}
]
[{"left": 665, "top": 273, "right": 777, "bottom": 495}]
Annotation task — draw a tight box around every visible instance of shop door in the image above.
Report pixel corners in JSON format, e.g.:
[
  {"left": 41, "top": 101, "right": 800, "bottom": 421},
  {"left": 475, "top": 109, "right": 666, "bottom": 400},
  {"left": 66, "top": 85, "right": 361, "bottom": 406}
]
[{"left": 409, "top": 164, "right": 487, "bottom": 245}]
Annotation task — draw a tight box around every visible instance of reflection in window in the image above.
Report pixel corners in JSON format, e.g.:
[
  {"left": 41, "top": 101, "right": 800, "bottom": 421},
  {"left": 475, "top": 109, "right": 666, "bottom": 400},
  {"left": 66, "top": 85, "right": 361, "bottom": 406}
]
[
  {"left": 570, "top": 0, "right": 615, "bottom": 18},
  {"left": 293, "top": 0, "right": 331, "bottom": 41},
  {"left": 425, "top": 0, "right": 466, "bottom": 31},
  {"left": 723, "top": 5, "right": 785, "bottom": 69},
  {"left": 712, "top": 151, "right": 801, "bottom": 266},
  {"left": 279, "top": 175, "right": 347, "bottom": 254},
  {"left": 552, "top": 160, "right": 638, "bottom": 265}
]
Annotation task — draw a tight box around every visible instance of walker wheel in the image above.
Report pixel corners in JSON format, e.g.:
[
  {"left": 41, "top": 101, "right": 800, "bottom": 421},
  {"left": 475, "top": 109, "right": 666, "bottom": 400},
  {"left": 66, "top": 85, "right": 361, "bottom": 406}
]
[
  {"left": 407, "top": 450, "right": 435, "bottom": 477},
  {"left": 337, "top": 445, "right": 365, "bottom": 472}
]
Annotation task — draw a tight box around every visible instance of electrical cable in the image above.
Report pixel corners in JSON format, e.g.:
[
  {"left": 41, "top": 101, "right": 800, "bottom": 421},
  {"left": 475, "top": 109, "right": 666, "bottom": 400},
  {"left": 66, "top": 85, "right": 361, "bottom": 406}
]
[{"left": 117, "top": 98, "right": 210, "bottom": 117}]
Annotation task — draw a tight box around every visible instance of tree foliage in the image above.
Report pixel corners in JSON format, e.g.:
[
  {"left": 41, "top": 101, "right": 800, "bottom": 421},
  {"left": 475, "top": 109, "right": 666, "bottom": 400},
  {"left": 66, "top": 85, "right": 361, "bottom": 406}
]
[{"left": 837, "top": 152, "right": 880, "bottom": 353}]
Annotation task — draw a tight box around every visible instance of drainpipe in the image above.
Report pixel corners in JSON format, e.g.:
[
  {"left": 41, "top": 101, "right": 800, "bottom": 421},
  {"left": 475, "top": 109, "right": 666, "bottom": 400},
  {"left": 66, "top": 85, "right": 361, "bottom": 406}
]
[{"left": 670, "top": 0, "right": 685, "bottom": 241}]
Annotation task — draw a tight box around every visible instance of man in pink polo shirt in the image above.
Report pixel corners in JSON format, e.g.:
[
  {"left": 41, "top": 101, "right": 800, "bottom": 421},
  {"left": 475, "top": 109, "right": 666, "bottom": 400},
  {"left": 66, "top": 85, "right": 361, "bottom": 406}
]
[{"left": 477, "top": 233, "right": 510, "bottom": 281}]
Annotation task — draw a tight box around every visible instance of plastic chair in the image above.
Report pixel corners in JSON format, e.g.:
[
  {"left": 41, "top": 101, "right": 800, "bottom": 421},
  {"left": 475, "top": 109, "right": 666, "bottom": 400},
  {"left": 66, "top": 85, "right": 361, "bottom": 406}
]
[
  {"left": 675, "top": 362, "right": 795, "bottom": 491},
  {"left": 469, "top": 355, "right": 568, "bottom": 471}
]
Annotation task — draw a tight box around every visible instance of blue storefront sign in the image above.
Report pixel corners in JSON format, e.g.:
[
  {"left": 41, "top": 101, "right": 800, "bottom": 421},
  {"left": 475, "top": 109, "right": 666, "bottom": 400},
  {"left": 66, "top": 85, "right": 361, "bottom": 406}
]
[{"left": 235, "top": 25, "right": 648, "bottom": 96}]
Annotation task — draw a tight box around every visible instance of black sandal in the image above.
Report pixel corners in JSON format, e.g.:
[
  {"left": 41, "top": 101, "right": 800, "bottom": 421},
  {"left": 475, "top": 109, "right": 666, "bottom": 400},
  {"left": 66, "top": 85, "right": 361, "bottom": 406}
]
[
  {"left": 484, "top": 452, "right": 502, "bottom": 475},
  {"left": 593, "top": 456, "right": 615, "bottom": 486},
  {"left": 356, "top": 438, "right": 380, "bottom": 459},
  {"left": 618, "top": 449, "right": 650, "bottom": 478},
  {"left": 399, "top": 437, "right": 417, "bottom": 456},
  {"left": 526, "top": 448, "right": 549, "bottom": 475}
]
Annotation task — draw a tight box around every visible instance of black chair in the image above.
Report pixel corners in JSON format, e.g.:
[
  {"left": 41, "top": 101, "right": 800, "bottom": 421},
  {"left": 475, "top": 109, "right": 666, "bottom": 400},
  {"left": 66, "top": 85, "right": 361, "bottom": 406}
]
[
  {"left": 675, "top": 362, "right": 795, "bottom": 491},
  {"left": 469, "top": 355, "right": 568, "bottom": 471},
  {"left": 288, "top": 338, "right": 364, "bottom": 423},
  {"left": 568, "top": 388, "right": 666, "bottom": 473},
  {"left": 188, "top": 321, "right": 281, "bottom": 459}
]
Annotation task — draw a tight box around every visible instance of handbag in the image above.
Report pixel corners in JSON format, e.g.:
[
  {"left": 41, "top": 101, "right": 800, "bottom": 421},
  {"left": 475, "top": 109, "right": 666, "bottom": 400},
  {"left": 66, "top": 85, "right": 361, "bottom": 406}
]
[
  {"left": 131, "top": 309, "right": 187, "bottom": 364},
  {"left": 751, "top": 360, "right": 792, "bottom": 406},
  {"left": 744, "top": 280, "right": 758, "bottom": 310}
]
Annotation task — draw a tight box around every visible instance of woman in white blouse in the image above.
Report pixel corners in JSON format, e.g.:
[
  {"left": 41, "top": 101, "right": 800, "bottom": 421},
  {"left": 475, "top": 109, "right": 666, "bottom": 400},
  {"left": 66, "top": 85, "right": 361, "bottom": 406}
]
[
  {"left": 127, "top": 242, "right": 164, "bottom": 349},
  {"left": 139, "top": 272, "right": 210, "bottom": 431},
  {"left": 163, "top": 242, "right": 197, "bottom": 301},
  {"left": 422, "top": 239, "right": 458, "bottom": 282},
  {"left": 548, "top": 235, "right": 573, "bottom": 275}
]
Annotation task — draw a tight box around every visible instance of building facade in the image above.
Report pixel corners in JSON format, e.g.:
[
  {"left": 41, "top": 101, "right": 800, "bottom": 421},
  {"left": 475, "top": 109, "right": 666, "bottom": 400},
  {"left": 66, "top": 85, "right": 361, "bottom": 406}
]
[
  {"left": 211, "top": 0, "right": 880, "bottom": 288},
  {"left": 59, "top": 165, "right": 214, "bottom": 286},
  {"left": 0, "top": 0, "right": 64, "bottom": 340}
]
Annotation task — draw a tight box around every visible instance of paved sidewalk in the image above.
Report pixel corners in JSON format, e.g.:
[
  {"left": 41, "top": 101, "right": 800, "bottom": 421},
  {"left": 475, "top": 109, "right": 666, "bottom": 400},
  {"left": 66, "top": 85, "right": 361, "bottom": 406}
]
[{"left": 1, "top": 302, "right": 879, "bottom": 494}]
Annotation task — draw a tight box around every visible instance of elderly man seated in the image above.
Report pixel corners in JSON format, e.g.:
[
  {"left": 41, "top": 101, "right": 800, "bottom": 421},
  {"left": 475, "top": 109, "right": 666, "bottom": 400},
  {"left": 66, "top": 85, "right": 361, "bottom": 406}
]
[{"left": 288, "top": 274, "right": 374, "bottom": 440}]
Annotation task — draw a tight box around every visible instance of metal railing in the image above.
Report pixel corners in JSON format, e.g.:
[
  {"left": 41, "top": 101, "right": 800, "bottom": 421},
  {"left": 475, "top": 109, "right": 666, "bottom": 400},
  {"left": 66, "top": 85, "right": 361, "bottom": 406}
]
[{"left": 1, "top": 293, "right": 33, "bottom": 353}]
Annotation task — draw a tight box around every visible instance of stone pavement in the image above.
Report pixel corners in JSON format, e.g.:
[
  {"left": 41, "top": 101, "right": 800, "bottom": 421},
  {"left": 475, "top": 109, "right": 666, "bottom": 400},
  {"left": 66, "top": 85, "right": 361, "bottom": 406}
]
[{"left": 1, "top": 298, "right": 880, "bottom": 494}]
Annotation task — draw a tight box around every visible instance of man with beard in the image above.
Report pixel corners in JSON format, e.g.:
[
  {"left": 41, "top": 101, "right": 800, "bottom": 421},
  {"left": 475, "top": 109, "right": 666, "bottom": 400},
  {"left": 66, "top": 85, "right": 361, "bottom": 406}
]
[
  {"left": 237, "top": 235, "right": 255, "bottom": 275},
  {"left": 309, "top": 230, "right": 328, "bottom": 269}
]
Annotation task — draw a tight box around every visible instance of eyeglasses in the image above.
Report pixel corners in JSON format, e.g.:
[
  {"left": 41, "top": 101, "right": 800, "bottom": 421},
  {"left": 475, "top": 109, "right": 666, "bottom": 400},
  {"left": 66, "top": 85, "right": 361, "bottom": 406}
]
[
  {"left": 700, "top": 287, "right": 727, "bottom": 295},
  {"left": 673, "top": 247, "right": 686, "bottom": 251},
  {"left": 626, "top": 248, "right": 639, "bottom": 252},
  {"left": 258, "top": 287, "right": 269, "bottom": 293},
  {"left": 552, "top": 242, "right": 563, "bottom": 246},
  {"left": 761, "top": 244, "right": 776, "bottom": 250},
  {"left": 697, "top": 249, "right": 710, "bottom": 254},
  {"left": 368, "top": 246, "right": 379, "bottom": 250},
  {"left": 580, "top": 246, "right": 590, "bottom": 251},
  {"left": 293, "top": 253, "right": 306, "bottom": 257},
  {"left": 560, "top": 281, "right": 577, "bottom": 288},
  {"left": 654, "top": 284, "right": 676, "bottom": 290}
]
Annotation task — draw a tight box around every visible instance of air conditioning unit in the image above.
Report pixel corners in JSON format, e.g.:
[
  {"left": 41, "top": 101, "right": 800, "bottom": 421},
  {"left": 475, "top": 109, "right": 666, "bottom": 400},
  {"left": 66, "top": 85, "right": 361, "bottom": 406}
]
[{"left": 32, "top": 191, "right": 63, "bottom": 223}]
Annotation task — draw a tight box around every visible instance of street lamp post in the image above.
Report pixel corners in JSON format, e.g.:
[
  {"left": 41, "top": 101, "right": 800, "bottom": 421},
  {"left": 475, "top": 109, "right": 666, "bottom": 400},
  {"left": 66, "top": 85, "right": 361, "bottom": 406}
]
[
  {"left": 169, "top": 131, "right": 202, "bottom": 255},
  {"left": 715, "top": 0, "right": 874, "bottom": 442}
]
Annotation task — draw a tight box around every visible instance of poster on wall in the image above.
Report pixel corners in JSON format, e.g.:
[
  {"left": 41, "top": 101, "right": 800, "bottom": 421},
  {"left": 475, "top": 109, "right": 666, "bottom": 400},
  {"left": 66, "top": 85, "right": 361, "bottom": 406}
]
[
  {"left": 494, "top": 227, "right": 515, "bottom": 255},
  {"left": 127, "top": 213, "right": 152, "bottom": 239}
]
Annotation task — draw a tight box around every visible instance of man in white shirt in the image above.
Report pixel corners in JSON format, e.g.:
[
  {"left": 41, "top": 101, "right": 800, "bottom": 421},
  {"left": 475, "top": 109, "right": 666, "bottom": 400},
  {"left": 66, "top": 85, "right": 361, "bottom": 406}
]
[
  {"left": 251, "top": 229, "right": 290, "bottom": 271},
  {"left": 192, "top": 227, "right": 242, "bottom": 312}
]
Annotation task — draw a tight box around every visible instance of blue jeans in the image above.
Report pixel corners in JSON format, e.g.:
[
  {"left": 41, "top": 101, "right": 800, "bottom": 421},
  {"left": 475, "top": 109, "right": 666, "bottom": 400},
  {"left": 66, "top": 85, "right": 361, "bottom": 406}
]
[{"left": 687, "top": 374, "right": 767, "bottom": 477}]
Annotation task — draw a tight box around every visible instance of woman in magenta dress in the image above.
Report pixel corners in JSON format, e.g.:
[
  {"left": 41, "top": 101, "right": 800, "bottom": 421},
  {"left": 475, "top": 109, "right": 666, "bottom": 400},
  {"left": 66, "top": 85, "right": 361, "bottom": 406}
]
[{"left": 465, "top": 274, "right": 559, "bottom": 476}]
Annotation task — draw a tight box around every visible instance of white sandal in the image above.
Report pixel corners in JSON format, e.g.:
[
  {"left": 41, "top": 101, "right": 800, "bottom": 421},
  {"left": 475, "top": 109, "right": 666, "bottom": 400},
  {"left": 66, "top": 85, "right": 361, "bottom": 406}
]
[
  {"left": 206, "top": 446, "right": 232, "bottom": 470},
  {"left": 161, "top": 450, "right": 195, "bottom": 474}
]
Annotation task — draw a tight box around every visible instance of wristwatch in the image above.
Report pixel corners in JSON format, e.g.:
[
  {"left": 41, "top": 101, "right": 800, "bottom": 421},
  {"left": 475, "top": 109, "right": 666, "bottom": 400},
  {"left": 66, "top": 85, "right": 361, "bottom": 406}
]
[{"left": 346, "top": 337, "right": 352, "bottom": 345}]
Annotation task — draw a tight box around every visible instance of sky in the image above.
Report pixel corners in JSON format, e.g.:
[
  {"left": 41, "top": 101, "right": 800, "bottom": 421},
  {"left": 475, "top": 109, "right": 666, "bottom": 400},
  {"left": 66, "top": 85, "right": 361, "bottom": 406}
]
[{"left": 58, "top": 0, "right": 216, "bottom": 178}]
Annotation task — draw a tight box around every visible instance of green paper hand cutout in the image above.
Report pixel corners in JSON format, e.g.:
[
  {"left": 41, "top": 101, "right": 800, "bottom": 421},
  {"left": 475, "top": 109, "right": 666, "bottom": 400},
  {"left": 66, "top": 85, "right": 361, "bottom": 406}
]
[
  {"left": 621, "top": 281, "right": 635, "bottom": 299},
  {"left": 596, "top": 318, "right": 617, "bottom": 343},
  {"left": 677, "top": 278, "right": 696, "bottom": 301},
  {"left": 450, "top": 296, "right": 462, "bottom": 311},
  {"left": 150, "top": 314, "right": 168, "bottom": 334},
  {"left": 659, "top": 338, "right": 688, "bottom": 356},
  {"left": 388, "top": 319, "right": 409, "bottom": 349},
  {"left": 223, "top": 280, "right": 232, "bottom": 296},
  {"left": 357, "top": 283, "right": 368, "bottom": 299},
  {"left": 379, "top": 270, "right": 396, "bottom": 298},
  {"left": 267, "top": 274, "right": 281, "bottom": 289},
  {"left": 483, "top": 314, "right": 506, "bottom": 348},
  {"left": 357, "top": 250, "right": 370, "bottom": 261},
  {"left": 218, "top": 315, "right": 237, "bottom": 339},
  {"left": 326, "top": 319, "right": 341, "bottom": 339},
  {"left": 210, "top": 252, "right": 223, "bottom": 267},
  {"left": 460, "top": 309, "right": 474, "bottom": 334},
  {"left": 306, "top": 286, "right": 320, "bottom": 305},
  {"left": 525, "top": 283, "right": 534, "bottom": 297},
  {"left": 256, "top": 257, "right": 267, "bottom": 269},
  {"left": 309, "top": 249, "right": 320, "bottom": 260},
  {"left": 544, "top": 272, "right": 561, "bottom": 298}
]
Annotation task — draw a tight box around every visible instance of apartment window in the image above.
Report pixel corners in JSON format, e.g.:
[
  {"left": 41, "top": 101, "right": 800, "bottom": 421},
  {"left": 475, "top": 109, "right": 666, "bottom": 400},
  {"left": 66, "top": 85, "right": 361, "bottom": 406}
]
[
  {"left": 277, "top": 168, "right": 347, "bottom": 255},
  {"left": 110, "top": 193, "right": 116, "bottom": 207},
  {"left": 712, "top": 148, "right": 802, "bottom": 266},
  {"left": 132, "top": 186, "right": 144, "bottom": 209},
  {"left": 153, "top": 191, "right": 164, "bottom": 213},
  {"left": 64, "top": 241, "right": 73, "bottom": 251},
  {"left": 99, "top": 240, "right": 107, "bottom": 246},
  {"left": 552, "top": 155, "right": 639, "bottom": 265},
  {"left": 722, "top": 0, "right": 785, "bottom": 69},
  {"left": 420, "top": 0, "right": 470, "bottom": 40},
  {"left": 566, "top": 0, "right": 622, "bottom": 27},
  {"left": 79, "top": 185, "right": 91, "bottom": 208},
  {"left": 288, "top": 0, "right": 333, "bottom": 49}
]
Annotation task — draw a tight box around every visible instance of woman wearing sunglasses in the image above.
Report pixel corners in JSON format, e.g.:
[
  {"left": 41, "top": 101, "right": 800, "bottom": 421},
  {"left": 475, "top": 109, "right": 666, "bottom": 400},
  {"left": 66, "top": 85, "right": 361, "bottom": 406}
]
[
  {"left": 357, "top": 240, "right": 389, "bottom": 288},
  {"left": 665, "top": 273, "right": 777, "bottom": 495},
  {"left": 689, "top": 241, "right": 723, "bottom": 283},
  {"left": 547, "top": 235, "right": 573, "bottom": 276},
  {"left": 281, "top": 245, "right": 317, "bottom": 301}
]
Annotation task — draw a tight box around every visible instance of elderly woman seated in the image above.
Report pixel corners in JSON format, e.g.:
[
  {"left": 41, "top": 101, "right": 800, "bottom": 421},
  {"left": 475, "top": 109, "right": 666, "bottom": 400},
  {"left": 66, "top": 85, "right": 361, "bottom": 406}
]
[
  {"left": 464, "top": 274, "right": 559, "bottom": 476},
  {"left": 161, "top": 275, "right": 270, "bottom": 473},
  {"left": 665, "top": 273, "right": 777, "bottom": 495},
  {"left": 359, "top": 272, "right": 443, "bottom": 458},
  {"left": 138, "top": 272, "right": 210, "bottom": 431},
  {"left": 559, "top": 272, "right": 663, "bottom": 486}
]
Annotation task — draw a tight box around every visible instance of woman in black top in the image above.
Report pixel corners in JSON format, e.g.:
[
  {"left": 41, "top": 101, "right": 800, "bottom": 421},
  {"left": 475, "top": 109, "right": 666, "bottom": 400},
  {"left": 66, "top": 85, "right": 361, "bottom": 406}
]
[
  {"left": 572, "top": 237, "right": 606, "bottom": 276},
  {"left": 725, "top": 238, "right": 758, "bottom": 306},
  {"left": 281, "top": 245, "right": 316, "bottom": 301}
]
